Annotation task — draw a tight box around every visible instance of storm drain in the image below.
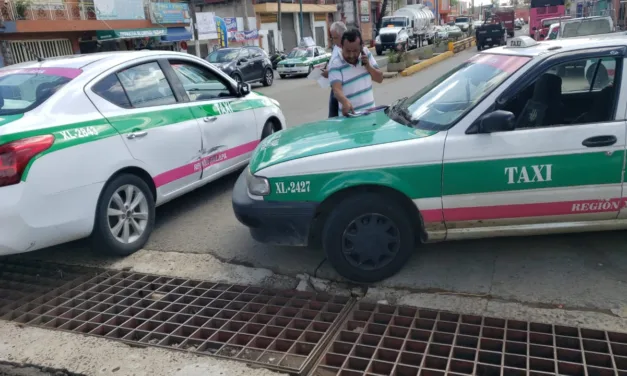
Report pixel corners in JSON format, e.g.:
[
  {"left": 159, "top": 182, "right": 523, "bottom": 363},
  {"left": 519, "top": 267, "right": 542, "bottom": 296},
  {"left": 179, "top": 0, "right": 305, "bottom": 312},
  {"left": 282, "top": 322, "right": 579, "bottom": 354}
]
[
  {"left": 1, "top": 268, "right": 353, "bottom": 375},
  {"left": 0, "top": 260, "right": 95, "bottom": 317},
  {"left": 309, "top": 302, "right": 627, "bottom": 376}
]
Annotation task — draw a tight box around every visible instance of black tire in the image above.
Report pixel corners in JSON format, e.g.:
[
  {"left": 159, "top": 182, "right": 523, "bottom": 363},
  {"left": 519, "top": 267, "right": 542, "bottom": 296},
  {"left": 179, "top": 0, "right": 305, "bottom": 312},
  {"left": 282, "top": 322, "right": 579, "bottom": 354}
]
[
  {"left": 232, "top": 73, "right": 243, "bottom": 84},
  {"left": 376, "top": 47, "right": 383, "bottom": 56},
  {"left": 92, "top": 174, "right": 155, "bottom": 256},
  {"left": 262, "top": 68, "right": 273, "bottom": 86},
  {"left": 477, "top": 43, "right": 482, "bottom": 51},
  {"left": 261, "top": 119, "right": 277, "bottom": 140},
  {"left": 307, "top": 65, "right": 313, "bottom": 76},
  {"left": 321, "top": 192, "right": 416, "bottom": 283},
  {"left": 279, "top": 74, "right": 287, "bottom": 79}
]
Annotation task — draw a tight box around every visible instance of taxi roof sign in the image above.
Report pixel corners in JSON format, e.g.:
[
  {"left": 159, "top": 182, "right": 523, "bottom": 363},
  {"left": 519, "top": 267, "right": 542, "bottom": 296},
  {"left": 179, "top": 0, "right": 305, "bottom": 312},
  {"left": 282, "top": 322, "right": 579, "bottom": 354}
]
[{"left": 507, "top": 36, "right": 539, "bottom": 48}]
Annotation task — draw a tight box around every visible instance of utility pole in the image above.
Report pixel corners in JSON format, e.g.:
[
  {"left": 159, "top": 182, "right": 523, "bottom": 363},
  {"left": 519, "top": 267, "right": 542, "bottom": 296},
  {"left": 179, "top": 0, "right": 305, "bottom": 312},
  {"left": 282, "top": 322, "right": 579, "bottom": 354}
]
[
  {"left": 243, "top": 0, "right": 250, "bottom": 45},
  {"left": 189, "top": 0, "right": 201, "bottom": 57},
  {"left": 278, "top": 0, "right": 283, "bottom": 50},
  {"left": 299, "top": 0, "right": 304, "bottom": 41}
]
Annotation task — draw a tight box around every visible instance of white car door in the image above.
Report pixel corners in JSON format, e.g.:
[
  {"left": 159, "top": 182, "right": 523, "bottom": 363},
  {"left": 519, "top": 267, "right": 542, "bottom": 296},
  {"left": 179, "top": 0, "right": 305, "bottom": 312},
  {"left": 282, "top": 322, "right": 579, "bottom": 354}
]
[
  {"left": 165, "top": 58, "right": 258, "bottom": 181},
  {"left": 86, "top": 59, "right": 202, "bottom": 201},
  {"left": 442, "top": 52, "right": 626, "bottom": 232}
]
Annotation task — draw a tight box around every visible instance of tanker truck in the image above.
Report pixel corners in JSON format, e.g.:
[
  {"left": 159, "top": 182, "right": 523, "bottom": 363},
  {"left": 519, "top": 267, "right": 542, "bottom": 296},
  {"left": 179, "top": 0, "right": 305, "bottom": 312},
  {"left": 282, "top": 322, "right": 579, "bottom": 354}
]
[{"left": 375, "top": 4, "right": 436, "bottom": 56}]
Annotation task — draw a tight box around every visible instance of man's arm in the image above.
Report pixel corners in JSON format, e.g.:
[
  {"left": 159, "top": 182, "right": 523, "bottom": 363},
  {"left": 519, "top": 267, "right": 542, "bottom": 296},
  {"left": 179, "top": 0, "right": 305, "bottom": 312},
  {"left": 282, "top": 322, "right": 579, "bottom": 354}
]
[
  {"left": 329, "top": 66, "right": 353, "bottom": 115},
  {"left": 365, "top": 51, "right": 384, "bottom": 83}
]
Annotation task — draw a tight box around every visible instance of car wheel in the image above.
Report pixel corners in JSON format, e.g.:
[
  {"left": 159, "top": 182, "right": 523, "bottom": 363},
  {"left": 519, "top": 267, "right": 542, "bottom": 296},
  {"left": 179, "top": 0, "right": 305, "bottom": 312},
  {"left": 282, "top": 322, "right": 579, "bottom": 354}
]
[
  {"left": 261, "top": 119, "right": 278, "bottom": 139},
  {"left": 262, "top": 68, "right": 273, "bottom": 86},
  {"left": 232, "top": 73, "right": 243, "bottom": 84},
  {"left": 92, "top": 174, "right": 155, "bottom": 256},
  {"left": 279, "top": 74, "right": 287, "bottom": 79},
  {"left": 376, "top": 47, "right": 383, "bottom": 56},
  {"left": 308, "top": 65, "right": 313, "bottom": 76},
  {"left": 322, "top": 192, "right": 415, "bottom": 283},
  {"left": 477, "top": 44, "right": 482, "bottom": 51}
]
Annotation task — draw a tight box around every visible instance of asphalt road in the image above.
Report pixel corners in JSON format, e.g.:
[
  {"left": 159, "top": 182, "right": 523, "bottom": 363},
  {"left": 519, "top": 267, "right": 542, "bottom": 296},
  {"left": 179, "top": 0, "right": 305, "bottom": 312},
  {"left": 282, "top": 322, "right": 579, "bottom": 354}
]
[{"left": 30, "top": 29, "right": 627, "bottom": 315}]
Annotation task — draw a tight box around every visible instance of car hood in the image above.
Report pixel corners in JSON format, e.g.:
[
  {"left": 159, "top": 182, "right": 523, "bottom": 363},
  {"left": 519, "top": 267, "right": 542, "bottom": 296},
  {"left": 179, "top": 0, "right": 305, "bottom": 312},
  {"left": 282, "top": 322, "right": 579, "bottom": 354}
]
[
  {"left": 279, "top": 57, "right": 308, "bottom": 65},
  {"left": 455, "top": 22, "right": 469, "bottom": 27},
  {"left": 249, "top": 111, "right": 438, "bottom": 173},
  {"left": 379, "top": 27, "right": 403, "bottom": 35}
]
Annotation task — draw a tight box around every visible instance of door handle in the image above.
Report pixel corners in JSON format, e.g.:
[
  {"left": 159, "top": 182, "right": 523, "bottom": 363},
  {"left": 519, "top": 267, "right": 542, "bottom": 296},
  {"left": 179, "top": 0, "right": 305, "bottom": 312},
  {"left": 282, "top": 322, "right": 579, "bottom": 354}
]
[
  {"left": 582, "top": 135, "right": 617, "bottom": 147},
  {"left": 127, "top": 131, "right": 148, "bottom": 139},
  {"left": 204, "top": 116, "right": 218, "bottom": 123}
]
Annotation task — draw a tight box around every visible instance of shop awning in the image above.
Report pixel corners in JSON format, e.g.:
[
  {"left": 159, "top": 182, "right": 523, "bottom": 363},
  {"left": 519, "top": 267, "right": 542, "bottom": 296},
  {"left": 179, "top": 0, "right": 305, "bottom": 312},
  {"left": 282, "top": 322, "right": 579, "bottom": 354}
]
[
  {"left": 161, "top": 27, "right": 192, "bottom": 42},
  {"left": 97, "top": 28, "right": 167, "bottom": 41}
]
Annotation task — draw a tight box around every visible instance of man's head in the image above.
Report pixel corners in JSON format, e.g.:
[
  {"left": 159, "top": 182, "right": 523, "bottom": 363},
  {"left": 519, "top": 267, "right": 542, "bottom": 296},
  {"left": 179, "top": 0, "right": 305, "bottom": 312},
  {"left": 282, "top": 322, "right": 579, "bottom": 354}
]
[
  {"left": 341, "top": 29, "right": 363, "bottom": 65},
  {"left": 330, "top": 22, "right": 347, "bottom": 47}
]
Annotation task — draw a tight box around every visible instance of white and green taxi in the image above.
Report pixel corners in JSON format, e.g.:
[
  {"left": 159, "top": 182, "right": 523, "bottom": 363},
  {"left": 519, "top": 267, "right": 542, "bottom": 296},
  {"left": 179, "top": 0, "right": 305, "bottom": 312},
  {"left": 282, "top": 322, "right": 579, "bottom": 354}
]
[
  {"left": 0, "top": 50, "right": 285, "bottom": 257},
  {"left": 234, "top": 36, "right": 627, "bottom": 282},
  {"left": 276, "top": 46, "right": 332, "bottom": 78}
]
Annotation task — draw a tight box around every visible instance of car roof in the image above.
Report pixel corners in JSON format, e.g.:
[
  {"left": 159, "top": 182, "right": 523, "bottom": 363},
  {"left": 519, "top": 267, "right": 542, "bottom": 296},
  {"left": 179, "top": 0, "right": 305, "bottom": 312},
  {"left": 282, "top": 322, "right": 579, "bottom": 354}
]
[
  {"left": 1, "top": 50, "right": 200, "bottom": 72},
  {"left": 485, "top": 35, "right": 627, "bottom": 57}
]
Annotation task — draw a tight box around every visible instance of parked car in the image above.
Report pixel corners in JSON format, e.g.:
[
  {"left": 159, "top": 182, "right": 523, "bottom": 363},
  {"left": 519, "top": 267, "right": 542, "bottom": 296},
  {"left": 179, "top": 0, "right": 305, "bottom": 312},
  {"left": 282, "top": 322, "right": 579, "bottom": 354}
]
[
  {"left": 233, "top": 35, "right": 627, "bottom": 282},
  {"left": 445, "top": 25, "right": 464, "bottom": 39},
  {"left": 0, "top": 50, "right": 286, "bottom": 257},
  {"left": 206, "top": 46, "right": 274, "bottom": 87},
  {"left": 276, "top": 45, "right": 331, "bottom": 78},
  {"left": 434, "top": 25, "right": 449, "bottom": 39},
  {"left": 515, "top": 19, "right": 523, "bottom": 29}
]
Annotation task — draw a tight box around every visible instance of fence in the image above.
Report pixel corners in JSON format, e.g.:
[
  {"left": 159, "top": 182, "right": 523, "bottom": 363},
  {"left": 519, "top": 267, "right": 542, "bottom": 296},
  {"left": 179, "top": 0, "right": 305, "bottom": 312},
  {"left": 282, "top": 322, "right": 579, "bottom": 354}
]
[{"left": 3, "top": 39, "right": 74, "bottom": 65}]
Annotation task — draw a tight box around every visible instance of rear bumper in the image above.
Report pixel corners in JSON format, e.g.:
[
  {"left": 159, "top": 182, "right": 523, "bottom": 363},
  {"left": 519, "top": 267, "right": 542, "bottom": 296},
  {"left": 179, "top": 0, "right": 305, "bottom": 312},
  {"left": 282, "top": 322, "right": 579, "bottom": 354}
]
[
  {"left": 277, "top": 66, "right": 309, "bottom": 75},
  {"left": 232, "top": 170, "right": 317, "bottom": 246}
]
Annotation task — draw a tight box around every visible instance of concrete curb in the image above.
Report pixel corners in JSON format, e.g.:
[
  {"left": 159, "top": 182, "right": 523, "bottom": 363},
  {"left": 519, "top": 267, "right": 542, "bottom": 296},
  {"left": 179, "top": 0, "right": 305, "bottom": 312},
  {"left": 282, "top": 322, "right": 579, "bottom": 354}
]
[
  {"left": 383, "top": 71, "right": 398, "bottom": 79},
  {"left": 400, "top": 51, "right": 454, "bottom": 77}
]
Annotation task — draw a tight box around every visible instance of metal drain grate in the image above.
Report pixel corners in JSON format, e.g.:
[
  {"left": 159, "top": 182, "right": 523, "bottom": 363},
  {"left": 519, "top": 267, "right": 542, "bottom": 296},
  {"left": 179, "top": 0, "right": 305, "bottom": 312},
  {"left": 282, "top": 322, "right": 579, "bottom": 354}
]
[
  {"left": 2, "top": 270, "right": 353, "bottom": 375},
  {"left": 309, "top": 302, "right": 627, "bottom": 376},
  {"left": 0, "top": 259, "right": 95, "bottom": 317}
]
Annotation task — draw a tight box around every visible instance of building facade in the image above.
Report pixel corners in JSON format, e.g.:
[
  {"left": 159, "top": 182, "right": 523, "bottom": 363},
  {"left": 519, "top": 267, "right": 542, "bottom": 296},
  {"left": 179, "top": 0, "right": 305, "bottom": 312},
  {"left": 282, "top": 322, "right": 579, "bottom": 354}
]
[{"left": 0, "top": 0, "right": 191, "bottom": 67}]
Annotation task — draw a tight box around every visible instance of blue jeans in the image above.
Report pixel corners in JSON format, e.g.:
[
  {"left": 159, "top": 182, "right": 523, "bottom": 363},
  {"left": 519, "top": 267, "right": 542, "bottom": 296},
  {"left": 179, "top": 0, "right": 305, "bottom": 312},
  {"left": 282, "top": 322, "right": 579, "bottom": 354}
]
[{"left": 328, "top": 89, "right": 339, "bottom": 118}]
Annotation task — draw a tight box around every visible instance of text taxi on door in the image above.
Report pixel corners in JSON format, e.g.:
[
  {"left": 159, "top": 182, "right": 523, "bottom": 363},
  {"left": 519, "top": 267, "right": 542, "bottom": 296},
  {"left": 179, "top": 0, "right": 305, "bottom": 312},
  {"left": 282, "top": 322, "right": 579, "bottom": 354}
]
[{"left": 233, "top": 36, "right": 627, "bottom": 282}]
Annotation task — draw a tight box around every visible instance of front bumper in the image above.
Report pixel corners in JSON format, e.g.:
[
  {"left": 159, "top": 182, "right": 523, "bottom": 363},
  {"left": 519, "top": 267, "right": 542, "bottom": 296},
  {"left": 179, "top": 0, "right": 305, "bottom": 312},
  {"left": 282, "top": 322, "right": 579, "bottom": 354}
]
[
  {"left": 232, "top": 170, "right": 317, "bottom": 246},
  {"left": 277, "top": 65, "right": 309, "bottom": 75}
]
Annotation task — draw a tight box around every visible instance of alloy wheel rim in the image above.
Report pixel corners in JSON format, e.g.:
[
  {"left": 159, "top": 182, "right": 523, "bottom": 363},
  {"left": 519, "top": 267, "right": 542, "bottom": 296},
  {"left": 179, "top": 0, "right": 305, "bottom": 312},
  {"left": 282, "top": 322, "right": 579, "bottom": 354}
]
[{"left": 107, "top": 184, "right": 149, "bottom": 244}]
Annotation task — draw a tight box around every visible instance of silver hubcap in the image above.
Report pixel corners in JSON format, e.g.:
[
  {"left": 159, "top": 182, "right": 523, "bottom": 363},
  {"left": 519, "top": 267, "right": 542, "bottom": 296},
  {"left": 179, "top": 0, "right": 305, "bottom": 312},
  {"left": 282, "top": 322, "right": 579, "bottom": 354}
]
[
  {"left": 266, "top": 71, "right": 273, "bottom": 83},
  {"left": 107, "top": 184, "right": 149, "bottom": 244}
]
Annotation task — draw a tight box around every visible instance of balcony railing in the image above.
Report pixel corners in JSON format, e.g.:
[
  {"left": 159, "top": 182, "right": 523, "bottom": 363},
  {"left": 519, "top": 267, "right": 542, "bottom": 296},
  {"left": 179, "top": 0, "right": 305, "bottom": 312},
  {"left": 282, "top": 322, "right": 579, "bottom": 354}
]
[
  {"left": 1, "top": 0, "right": 100, "bottom": 21},
  {"left": 254, "top": 0, "right": 338, "bottom": 5}
]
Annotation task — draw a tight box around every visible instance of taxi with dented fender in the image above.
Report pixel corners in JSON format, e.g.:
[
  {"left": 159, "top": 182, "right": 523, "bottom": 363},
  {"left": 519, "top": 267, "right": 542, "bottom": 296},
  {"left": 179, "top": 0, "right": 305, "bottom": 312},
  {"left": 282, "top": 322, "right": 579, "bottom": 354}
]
[
  {"left": 0, "top": 50, "right": 285, "bottom": 257},
  {"left": 234, "top": 36, "right": 627, "bottom": 282}
]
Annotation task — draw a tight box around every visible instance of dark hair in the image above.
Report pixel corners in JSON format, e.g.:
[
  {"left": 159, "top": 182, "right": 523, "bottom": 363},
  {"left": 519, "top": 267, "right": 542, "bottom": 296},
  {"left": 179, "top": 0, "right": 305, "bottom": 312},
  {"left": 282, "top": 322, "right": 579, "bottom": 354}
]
[{"left": 341, "top": 29, "right": 363, "bottom": 45}]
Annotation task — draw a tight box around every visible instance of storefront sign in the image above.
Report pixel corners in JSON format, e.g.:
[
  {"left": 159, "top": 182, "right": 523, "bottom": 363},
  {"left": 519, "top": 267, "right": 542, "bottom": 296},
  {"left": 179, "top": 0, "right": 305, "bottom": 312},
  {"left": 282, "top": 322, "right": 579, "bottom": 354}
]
[
  {"left": 214, "top": 16, "right": 228, "bottom": 48},
  {"left": 150, "top": 3, "right": 190, "bottom": 24},
  {"left": 360, "top": 0, "right": 369, "bottom": 15},
  {"left": 361, "top": 15, "right": 370, "bottom": 22},
  {"left": 197, "top": 11, "right": 217, "bottom": 40},
  {"left": 94, "top": 0, "right": 145, "bottom": 20},
  {"left": 232, "top": 29, "right": 259, "bottom": 41},
  {"left": 224, "top": 17, "right": 238, "bottom": 32},
  {"left": 96, "top": 28, "right": 167, "bottom": 40}
]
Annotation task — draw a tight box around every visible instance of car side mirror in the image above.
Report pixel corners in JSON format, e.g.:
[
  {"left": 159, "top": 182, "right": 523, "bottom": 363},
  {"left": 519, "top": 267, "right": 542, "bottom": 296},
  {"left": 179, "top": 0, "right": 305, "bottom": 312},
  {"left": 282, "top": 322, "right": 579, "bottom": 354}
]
[
  {"left": 239, "top": 58, "right": 248, "bottom": 64},
  {"left": 237, "top": 82, "right": 251, "bottom": 97},
  {"left": 476, "top": 110, "right": 515, "bottom": 133}
]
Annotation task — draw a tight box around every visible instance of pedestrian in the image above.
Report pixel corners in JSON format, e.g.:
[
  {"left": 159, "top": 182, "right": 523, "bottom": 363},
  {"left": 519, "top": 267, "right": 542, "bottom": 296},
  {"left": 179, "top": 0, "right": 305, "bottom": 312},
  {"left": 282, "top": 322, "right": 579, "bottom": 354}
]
[
  {"left": 321, "top": 21, "right": 347, "bottom": 118},
  {"left": 328, "top": 29, "right": 383, "bottom": 117}
]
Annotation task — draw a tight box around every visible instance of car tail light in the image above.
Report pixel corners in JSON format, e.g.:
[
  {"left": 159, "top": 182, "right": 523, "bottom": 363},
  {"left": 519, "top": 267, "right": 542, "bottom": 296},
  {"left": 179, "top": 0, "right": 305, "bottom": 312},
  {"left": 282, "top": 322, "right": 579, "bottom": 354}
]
[{"left": 0, "top": 135, "right": 54, "bottom": 187}]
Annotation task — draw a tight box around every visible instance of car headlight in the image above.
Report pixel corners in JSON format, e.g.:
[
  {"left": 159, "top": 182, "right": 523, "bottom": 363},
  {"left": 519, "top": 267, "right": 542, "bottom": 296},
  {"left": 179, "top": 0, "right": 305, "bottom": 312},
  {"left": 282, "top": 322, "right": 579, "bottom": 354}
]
[
  {"left": 246, "top": 168, "right": 270, "bottom": 196},
  {"left": 396, "top": 35, "right": 408, "bottom": 42}
]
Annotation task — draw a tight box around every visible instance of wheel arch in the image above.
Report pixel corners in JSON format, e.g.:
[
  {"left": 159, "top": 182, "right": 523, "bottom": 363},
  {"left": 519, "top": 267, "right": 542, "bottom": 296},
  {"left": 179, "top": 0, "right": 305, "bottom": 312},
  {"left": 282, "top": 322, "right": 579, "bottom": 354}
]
[
  {"left": 308, "top": 184, "right": 426, "bottom": 248},
  {"left": 100, "top": 166, "right": 157, "bottom": 204}
]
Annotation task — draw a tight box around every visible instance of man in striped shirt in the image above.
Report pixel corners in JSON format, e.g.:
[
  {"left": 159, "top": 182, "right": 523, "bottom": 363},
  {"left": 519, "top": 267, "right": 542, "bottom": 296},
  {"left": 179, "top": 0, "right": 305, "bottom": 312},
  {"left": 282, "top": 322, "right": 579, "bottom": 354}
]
[{"left": 328, "top": 29, "right": 383, "bottom": 117}]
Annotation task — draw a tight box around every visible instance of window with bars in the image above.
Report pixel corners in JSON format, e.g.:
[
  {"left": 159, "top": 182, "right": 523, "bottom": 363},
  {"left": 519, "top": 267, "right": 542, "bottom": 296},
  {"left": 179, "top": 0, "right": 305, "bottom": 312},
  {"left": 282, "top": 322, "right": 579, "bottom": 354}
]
[{"left": 4, "top": 39, "right": 73, "bottom": 65}]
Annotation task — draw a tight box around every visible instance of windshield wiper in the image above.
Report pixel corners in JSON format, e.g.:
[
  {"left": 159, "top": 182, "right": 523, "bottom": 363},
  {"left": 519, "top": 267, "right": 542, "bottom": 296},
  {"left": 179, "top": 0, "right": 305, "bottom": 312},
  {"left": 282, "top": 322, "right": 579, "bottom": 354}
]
[{"left": 386, "top": 96, "right": 416, "bottom": 127}]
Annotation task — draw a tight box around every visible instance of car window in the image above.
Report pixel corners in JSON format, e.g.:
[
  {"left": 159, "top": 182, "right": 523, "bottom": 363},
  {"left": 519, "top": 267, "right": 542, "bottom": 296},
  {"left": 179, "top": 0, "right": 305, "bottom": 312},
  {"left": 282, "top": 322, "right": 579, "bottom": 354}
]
[
  {"left": 501, "top": 56, "right": 620, "bottom": 128},
  {"left": 207, "top": 49, "right": 239, "bottom": 63},
  {"left": 239, "top": 49, "right": 249, "bottom": 59},
  {"left": 115, "top": 62, "right": 176, "bottom": 108},
  {"left": 0, "top": 67, "right": 81, "bottom": 115},
  {"left": 92, "top": 74, "right": 132, "bottom": 108},
  {"left": 170, "top": 61, "right": 232, "bottom": 101},
  {"left": 398, "top": 54, "right": 531, "bottom": 131},
  {"left": 249, "top": 48, "right": 262, "bottom": 57}
]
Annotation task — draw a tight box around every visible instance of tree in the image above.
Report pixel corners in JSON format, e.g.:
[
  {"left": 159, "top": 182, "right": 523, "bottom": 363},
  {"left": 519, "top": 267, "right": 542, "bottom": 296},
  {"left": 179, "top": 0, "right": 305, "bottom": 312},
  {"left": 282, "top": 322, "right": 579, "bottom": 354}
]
[{"left": 450, "top": 0, "right": 459, "bottom": 8}]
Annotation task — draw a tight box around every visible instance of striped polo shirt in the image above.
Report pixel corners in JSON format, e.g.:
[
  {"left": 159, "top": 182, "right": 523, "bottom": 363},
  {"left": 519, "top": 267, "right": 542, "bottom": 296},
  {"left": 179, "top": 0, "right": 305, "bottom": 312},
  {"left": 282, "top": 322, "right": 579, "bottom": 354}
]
[{"left": 328, "top": 50, "right": 379, "bottom": 114}]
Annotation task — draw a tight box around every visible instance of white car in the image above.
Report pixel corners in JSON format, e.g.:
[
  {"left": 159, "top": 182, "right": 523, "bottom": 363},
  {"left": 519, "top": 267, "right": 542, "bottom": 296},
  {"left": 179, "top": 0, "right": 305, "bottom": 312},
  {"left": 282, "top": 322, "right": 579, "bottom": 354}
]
[{"left": 0, "top": 50, "right": 286, "bottom": 256}]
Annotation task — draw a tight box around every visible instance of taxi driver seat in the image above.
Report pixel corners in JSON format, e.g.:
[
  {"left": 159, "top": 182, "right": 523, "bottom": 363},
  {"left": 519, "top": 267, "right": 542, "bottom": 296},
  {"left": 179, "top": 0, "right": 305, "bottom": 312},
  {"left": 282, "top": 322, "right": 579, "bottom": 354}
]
[{"left": 515, "top": 73, "right": 563, "bottom": 128}]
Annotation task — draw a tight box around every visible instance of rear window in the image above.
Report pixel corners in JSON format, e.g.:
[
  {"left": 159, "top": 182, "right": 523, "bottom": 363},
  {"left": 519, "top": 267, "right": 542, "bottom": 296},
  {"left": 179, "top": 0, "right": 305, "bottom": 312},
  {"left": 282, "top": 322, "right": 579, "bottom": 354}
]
[{"left": 0, "top": 67, "right": 81, "bottom": 115}]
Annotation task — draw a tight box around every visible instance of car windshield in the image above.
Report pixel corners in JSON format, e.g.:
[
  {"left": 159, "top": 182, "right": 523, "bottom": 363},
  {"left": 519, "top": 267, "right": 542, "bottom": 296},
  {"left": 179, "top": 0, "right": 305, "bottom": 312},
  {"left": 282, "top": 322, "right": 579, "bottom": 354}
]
[
  {"left": 456, "top": 17, "right": 469, "bottom": 23},
  {"left": 207, "top": 49, "right": 239, "bottom": 63},
  {"left": 542, "top": 17, "right": 568, "bottom": 28},
  {"left": 382, "top": 17, "right": 407, "bottom": 27},
  {"left": 0, "top": 67, "right": 81, "bottom": 116},
  {"left": 561, "top": 18, "right": 612, "bottom": 38},
  {"left": 288, "top": 48, "right": 312, "bottom": 58},
  {"left": 388, "top": 54, "right": 531, "bottom": 130}
]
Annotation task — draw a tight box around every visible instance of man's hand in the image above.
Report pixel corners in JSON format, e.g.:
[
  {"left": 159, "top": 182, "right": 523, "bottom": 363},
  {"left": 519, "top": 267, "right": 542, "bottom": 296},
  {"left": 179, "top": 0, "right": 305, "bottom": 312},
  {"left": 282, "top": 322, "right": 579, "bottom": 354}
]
[
  {"left": 360, "top": 53, "right": 369, "bottom": 67},
  {"left": 321, "top": 68, "right": 329, "bottom": 78},
  {"left": 341, "top": 101, "right": 354, "bottom": 116}
]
